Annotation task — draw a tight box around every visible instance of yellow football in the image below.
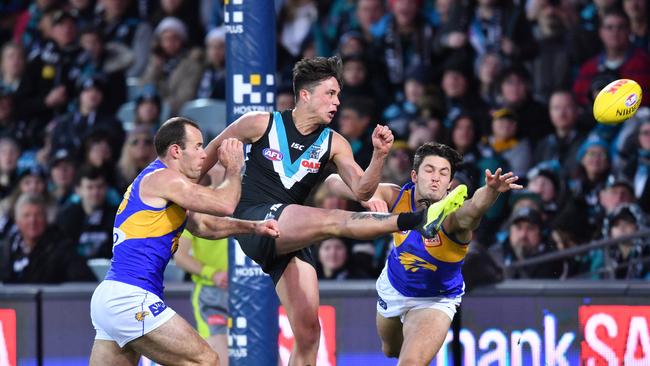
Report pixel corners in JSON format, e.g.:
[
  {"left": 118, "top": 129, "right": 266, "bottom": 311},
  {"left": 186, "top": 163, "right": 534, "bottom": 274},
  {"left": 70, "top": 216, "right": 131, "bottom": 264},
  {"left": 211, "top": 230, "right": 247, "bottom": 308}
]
[{"left": 593, "top": 79, "right": 643, "bottom": 125}]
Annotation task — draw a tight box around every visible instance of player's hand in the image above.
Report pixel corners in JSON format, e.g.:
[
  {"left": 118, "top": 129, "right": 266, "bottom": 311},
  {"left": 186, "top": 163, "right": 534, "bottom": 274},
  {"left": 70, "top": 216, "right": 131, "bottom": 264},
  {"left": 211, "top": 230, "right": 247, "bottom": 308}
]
[
  {"left": 361, "top": 198, "right": 389, "bottom": 212},
  {"left": 218, "top": 138, "right": 244, "bottom": 172},
  {"left": 485, "top": 168, "right": 523, "bottom": 192},
  {"left": 211, "top": 271, "right": 228, "bottom": 288},
  {"left": 255, "top": 219, "right": 280, "bottom": 238},
  {"left": 372, "top": 125, "right": 394, "bottom": 156}
]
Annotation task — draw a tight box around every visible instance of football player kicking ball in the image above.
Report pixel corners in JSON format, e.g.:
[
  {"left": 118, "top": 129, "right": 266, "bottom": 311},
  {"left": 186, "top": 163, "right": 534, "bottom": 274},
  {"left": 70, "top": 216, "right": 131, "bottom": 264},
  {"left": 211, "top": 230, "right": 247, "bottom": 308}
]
[{"left": 323, "top": 142, "right": 522, "bottom": 365}]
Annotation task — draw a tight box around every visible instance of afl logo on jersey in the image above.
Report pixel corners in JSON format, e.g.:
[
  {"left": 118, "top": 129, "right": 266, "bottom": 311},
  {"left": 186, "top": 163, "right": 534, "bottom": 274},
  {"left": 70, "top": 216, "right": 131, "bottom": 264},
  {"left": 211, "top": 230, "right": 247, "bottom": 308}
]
[
  {"left": 424, "top": 232, "right": 442, "bottom": 248},
  {"left": 262, "top": 148, "right": 283, "bottom": 161}
]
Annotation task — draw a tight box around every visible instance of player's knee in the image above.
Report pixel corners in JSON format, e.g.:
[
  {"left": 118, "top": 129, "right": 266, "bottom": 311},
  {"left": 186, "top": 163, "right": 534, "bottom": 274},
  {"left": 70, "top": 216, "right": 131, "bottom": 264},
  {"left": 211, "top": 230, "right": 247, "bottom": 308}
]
[
  {"left": 293, "top": 317, "right": 321, "bottom": 349},
  {"left": 381, "top": 342, "right": 400, "bottom": 358}
]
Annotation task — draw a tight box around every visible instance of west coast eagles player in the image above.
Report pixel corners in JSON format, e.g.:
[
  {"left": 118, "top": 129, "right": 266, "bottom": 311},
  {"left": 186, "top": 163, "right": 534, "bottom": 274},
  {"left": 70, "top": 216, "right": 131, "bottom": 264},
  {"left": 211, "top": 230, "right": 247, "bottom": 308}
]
[
  {"left": 323, "top": 142, "right": 522, "bottom": 365},
  {"left": 89, "top": 117, "right": 280, "bottom": 366}
]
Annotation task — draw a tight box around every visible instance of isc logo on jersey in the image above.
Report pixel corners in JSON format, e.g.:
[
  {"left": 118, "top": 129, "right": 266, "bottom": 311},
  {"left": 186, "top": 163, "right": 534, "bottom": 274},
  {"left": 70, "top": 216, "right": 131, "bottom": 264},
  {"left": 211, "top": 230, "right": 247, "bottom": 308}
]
[{"left": 262, "top": 148, "right": 283, "bottom": 161}]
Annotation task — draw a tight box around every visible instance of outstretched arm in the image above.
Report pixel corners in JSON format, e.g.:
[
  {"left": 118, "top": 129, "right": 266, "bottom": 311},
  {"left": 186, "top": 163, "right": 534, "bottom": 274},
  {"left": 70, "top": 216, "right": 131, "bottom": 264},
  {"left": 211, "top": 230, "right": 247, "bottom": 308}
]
[
  {"left": 320, "top": 174, "right": 400, "bottom": 212},
  {"left": 331, "top": 125, "right": 394, "bottom": 201},
  {"left": 186, "top": 213, "right": 280, "bottom": 240},
  {"left": 448, "top": 168, "right": 523, "bottom": 233}
]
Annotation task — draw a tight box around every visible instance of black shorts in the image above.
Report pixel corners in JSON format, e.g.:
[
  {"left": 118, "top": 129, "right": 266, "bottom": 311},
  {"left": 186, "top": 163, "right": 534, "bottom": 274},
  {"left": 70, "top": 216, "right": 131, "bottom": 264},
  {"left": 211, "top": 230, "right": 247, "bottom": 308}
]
[{"left": 233, "top": 203, "right": 315, "bottom": 285}]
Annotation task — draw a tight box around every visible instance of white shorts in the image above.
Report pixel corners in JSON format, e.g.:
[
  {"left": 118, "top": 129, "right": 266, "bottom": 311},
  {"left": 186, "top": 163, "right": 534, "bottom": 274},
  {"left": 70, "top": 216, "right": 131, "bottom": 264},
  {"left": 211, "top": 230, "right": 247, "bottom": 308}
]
[
  {"left": 376, "top": 266, "right": 462, "bottom": 322},
  {"left": 90, "top": 280, "right": 176, "bottom": 348}
]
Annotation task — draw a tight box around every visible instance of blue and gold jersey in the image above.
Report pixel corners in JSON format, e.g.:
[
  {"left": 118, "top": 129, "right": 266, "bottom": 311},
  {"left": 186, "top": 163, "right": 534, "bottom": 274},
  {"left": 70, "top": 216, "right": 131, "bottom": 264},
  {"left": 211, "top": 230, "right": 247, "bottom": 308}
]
[
  {"left": 105, "top": 159, "right": 188, "bottom": 298},
  {"left": 386, "top": 182, "right": 468, "bottom": 298}
]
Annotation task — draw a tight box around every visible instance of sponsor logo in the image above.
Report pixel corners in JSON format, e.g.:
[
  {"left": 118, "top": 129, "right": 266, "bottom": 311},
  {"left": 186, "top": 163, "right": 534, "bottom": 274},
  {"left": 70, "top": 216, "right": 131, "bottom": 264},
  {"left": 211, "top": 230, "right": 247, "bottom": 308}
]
[
  {"left": 424, "top": 233, "right": 442, "bottom": 248},
  {"left": 279, "top": 306, "right": 336, "bottom": 366},
  {"left": 399, "top": 252, "right": 438, "bottom": 272},
  {"left": 224, "top": 0, "right": 244, "bottom": 34},
  {"left": 616, "top": 107, "right": 636, "bottom": 117},
  {"left": 300, "top": 160, "right": 321, "bottom": 173},
  {"left": 308, "top": 146, "right": 321, "bottom": 160},
  {"left": 0, "top": 309, "right": 16, "bottom": 366},
  {"left": 233, "top": 73, "right": 274, "bottom": 106},
  {"left": 580, "top": 305, "right": 650, "bottom": 365},
  {"left": 148, "top": 301, "right": 167, "bottom": 317},
  {"left": 606, "top": 79, "right": 629, "bottom": 94},
  {"left": 262, "top": 148, "right": 283, "bottom": 161},
  {"left": 378, "top": 297, "right": 388, "bottom": 310},
  {"left": 112, "top": 228, "right": 126, "bottom": 249},
  {"left": 625, "top": 93, "right": 638, "bottom": 107},
  {"left": 291, "top": 142, "right": 305, "bottom": 151},
  {"left": 208, "top": 314, "right": 227, "bottom": 326},
  {"left": 135, "top": 311, "right": 150, "bottom": 321}
]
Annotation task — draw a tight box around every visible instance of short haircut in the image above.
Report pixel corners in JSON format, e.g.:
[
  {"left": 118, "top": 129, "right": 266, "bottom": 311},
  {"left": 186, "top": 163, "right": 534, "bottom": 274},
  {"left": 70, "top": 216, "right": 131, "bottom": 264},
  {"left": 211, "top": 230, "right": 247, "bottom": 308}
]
[
  {"left": 413, "top": 142, "right": 463, "bottom": 177},
  {"left": 14, "top": 193, "right": 46, "bottom": 218},
  {"left": 292, "top": 56, "right": 343, "bottom": 98},
  {"left": 601, "top": 7, "right": 630, "bottom": 27},
  {"left": 154, "top": 117, "right": 200, "bottom": 157},
  {"left": 75, "top": 164, "right": 107, "bottom": 186}
]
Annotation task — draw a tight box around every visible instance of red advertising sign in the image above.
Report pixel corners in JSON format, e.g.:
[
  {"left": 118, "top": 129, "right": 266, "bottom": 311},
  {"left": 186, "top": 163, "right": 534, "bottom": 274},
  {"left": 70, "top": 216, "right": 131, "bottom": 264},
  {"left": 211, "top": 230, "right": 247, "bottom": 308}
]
[
  {"left": 279, "top": 305, "right": 336, "bottom": 366},
  {"left": 580, "top": 305, "right": 650, "bottom": 365},
  {"left": 0, "top": 309, "right": 16, "bottom": 366}
]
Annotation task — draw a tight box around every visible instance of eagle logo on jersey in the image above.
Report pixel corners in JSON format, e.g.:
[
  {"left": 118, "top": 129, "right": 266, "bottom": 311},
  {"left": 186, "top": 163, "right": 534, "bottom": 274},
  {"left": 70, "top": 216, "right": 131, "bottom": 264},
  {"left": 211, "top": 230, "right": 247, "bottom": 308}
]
[{"left": 398, "top": 252, "right": 438, "bottom": 272}]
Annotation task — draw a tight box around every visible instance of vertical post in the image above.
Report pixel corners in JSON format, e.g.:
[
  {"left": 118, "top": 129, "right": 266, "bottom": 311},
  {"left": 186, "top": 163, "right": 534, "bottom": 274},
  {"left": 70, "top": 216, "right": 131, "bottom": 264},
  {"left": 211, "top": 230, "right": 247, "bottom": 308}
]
[{"left": 225, "top": 1, "right": 279, "bottom": 365}]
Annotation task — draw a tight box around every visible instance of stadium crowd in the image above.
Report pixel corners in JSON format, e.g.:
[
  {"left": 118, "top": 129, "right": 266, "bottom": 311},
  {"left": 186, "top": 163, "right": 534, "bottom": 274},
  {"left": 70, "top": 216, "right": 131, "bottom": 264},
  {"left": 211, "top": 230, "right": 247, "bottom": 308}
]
[{"left": 0, "top": 0, "right": 649, "bottom": 287}]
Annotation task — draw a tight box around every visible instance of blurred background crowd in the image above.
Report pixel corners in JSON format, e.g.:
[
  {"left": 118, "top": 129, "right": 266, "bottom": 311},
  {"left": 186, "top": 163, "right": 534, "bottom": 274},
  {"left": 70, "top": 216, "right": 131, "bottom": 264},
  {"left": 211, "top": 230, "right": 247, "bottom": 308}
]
[{"left": 0, "top": 0, "right": 649, "bottom": 287}]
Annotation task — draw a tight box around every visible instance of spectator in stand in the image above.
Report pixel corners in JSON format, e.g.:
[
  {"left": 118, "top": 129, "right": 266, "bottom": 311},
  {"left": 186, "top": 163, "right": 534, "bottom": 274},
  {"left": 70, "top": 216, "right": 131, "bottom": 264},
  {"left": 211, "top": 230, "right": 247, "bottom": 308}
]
[
  {"left": 126, "top": 86, "right": 163, "bottom": 132},
  {"left": 0, "top": 137, "right": 20, "bottom": 200},
  {"left": 483, "top": 108, "right": 532, "bottom": 177},
  {"left": 406, "top": 117, "right": 445, "bottom": 153},
  {"left": 48, "top": 148, "right": 77, "bottom": 207},
  {"left": 534, "top": 90, "right": 587, "bottom": 177},
  {"left": 0, "top": 88, "right": 39, "bottom": 150},
  {"left": 140, "top": 17, "right": 203, "bottom": 115},
  {"left": 598, "top": 174, "right": 637, "bottom": 220},
  {"left": 149, "top": 0, "right": 203, "bottom": 46},
  {"left": 12, "top": 0, "right": 58, "bottom": 51},
  {"left": 595, "top": 203, "right": 650, "bottom": 279},
  {"left": 82, "top": 131, "right": 117, "bottom": 187},
  {"left": 493, "top": 65, "right": 551, "bottom": 145},
  {"left": 0, "top": 193, "right": 96, "bottom": 284},
  {"left": 337, "top": 30, "right": 367, "bottom": 57},
  {"left": 573, "top": 8, "right": 650, "bottom": 107},
  {"left": 439, "top": 53, "right": 489, "bottom": 131},
  {"left": 317, "top": 237, "right": 373, "bottom": 280},
  {"left": 381, "top": 140, "right": 412, "bottom": 186},
  {"left": 73, "top": 25, "right": 132, "bottom": 114},
  {"left": 383, "top": 64, "right": 433, "bottom": 139},
  {"left": 490, "top": 206, "right": 563, "bottom": 279},
  {"left": 1, "top": 42, "right": 26, "bottom": 93},
  {"left": 56, "top": 165, "right": 117, "bottom": 259},
  {"left": 372, "top": 0, "right": 438, "bottom": 96},
  {"left": 15, "top": 10, "right": 80, "bottom": 123},
  {"left": 529, "top": 1, "right": 576, "bottom": 103},
  {"left": 114, "top": 125, "right": 156, "bottom": 193},
  {"left": 526, "top": 162, "right": 563, "bottom": 220},
  {"left": 196, "top": 27, "right": 226, "bottom": 101},
  {"left": 336, "top": 97, "right": 375, "bottom": 169},
  {"left": 338, "top": 53, "right": 382, "bottom": 105},
  {"left": 277, "top": 0, "right": 318, "bottom": 72},
  {"left": 0, "top": 166, "right": 58, "bottom": 232},
  {"left": 67, "top": 0, "right": 96, "bottom": 29},
  {"left": 321, "top": 0, "right": 385, "bottom": 54},
  {"left": 276, "top": 83, "right": 295, "bottom": 111},
  {"left": 466, "top": 0, "right": 537, "bottom": 64},
  {"left": 619, "top": 118, "right": 650, "bottom": 212},
  {"left": 569, "top": 137, "right": 612, "bottom": 226},
  {"left": 624, "top": 0, "right": 650, "bottom": 53},
  {"left": 50, "top": 75, "right": 125, "bottom": 158},
  {"left": 94, "top": 0, "right": 153, "bottom": 77},
  {"left": 475, "top": 51, "right": 503, "bottom": 108}
]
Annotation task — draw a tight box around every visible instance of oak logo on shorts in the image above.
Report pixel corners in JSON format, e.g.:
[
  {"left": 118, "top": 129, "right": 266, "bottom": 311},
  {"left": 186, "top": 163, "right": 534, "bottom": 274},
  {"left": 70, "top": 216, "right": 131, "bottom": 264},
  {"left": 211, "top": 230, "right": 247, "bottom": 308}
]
[
  {"left": 149, "top": 302, "right": 167, "bottom": 317},
  {"left": 135, "top": 311, "right": 150, "bottom": 321}
]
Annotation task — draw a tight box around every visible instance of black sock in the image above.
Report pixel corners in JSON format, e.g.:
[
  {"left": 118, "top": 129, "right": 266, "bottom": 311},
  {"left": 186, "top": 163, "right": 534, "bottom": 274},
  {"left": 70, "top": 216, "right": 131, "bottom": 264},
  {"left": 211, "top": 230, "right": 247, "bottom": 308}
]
[{"left": 397, "top": 210, "right": 425, "bottom": 231}]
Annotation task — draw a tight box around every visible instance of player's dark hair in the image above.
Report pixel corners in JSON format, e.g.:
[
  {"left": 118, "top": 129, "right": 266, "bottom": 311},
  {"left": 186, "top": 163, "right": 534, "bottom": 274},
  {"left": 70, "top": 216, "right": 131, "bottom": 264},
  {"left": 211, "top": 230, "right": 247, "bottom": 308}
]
[
  {"left": 154, "top": 117, "right": 201, "bottom": 156},
  {"left": 413, "top": 142, "right": 463, "bottom": 178},
  {"left": 292, "top": 56, "right": 343, "bottom": 99}
]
